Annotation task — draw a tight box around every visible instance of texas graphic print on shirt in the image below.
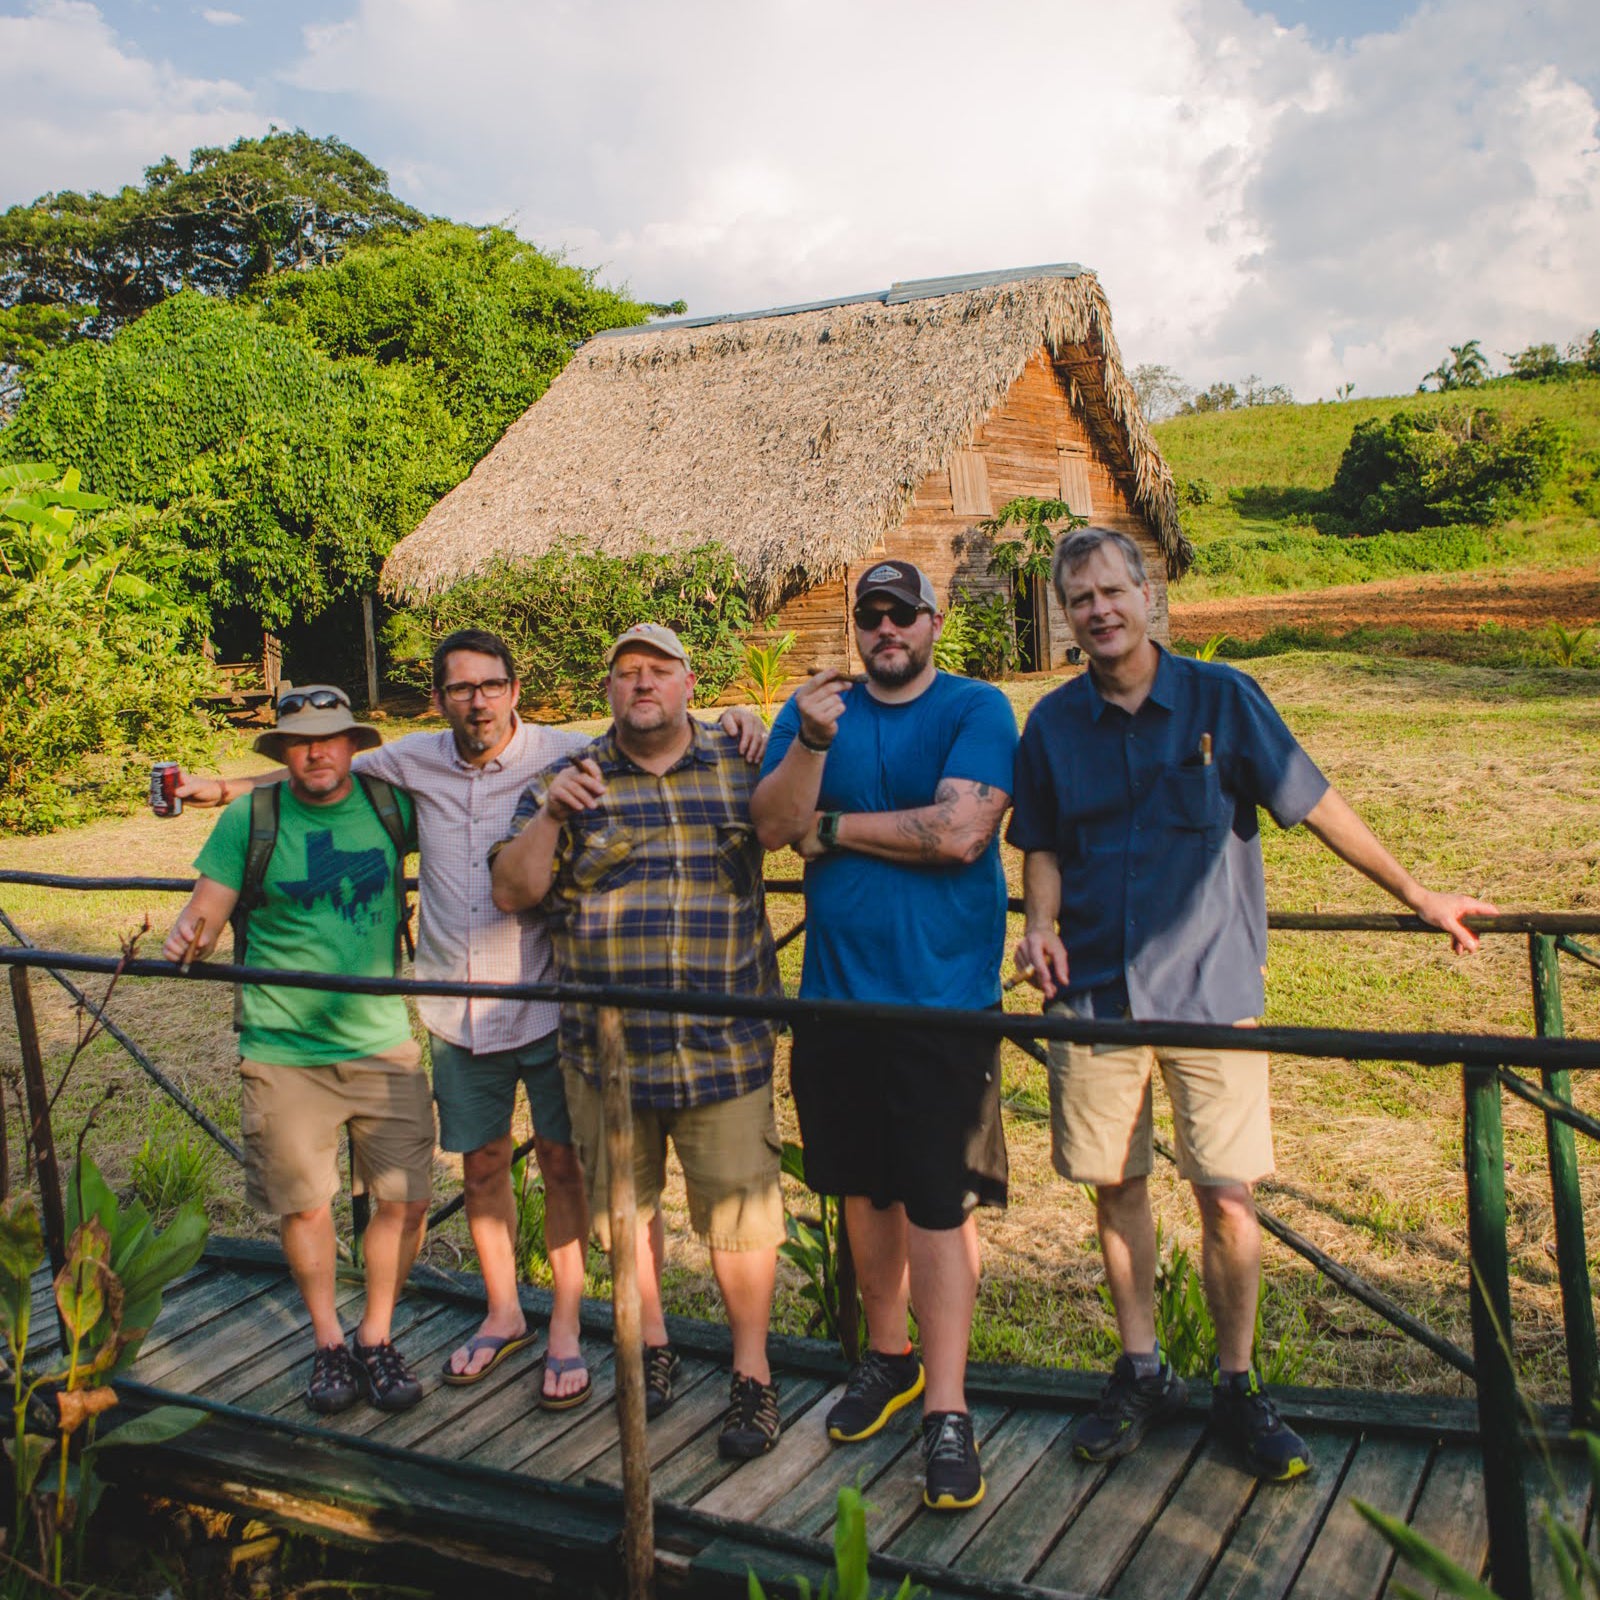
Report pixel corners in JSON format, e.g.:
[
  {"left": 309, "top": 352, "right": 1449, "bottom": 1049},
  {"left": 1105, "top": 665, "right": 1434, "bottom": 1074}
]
[{"left": 278, "top": 831, "right": 391, "bottom": 931}]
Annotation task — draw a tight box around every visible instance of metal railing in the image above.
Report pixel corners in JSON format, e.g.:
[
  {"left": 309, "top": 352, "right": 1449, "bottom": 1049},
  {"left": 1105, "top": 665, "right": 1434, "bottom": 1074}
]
[{"left": 1, "top": 869, "right": 1598, "bottom": 1600}]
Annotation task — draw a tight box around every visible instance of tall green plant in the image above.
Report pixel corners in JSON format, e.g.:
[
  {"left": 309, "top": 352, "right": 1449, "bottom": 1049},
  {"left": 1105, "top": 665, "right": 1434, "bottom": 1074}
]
[
  {"left": 746, "top": 1485, "right": 922, "bottom": 1600},
  {"left": 741, "top": 631, "right": 795, "bottom": 723},
  {"left": 385, "top": 545, "right": 752, "bottom": 717}
]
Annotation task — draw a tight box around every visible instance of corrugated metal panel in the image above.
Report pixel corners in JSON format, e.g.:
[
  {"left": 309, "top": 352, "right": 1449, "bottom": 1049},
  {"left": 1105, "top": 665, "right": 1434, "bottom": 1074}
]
[{"left": 588, "top": 263, "right": 1088, "bottom": 341}]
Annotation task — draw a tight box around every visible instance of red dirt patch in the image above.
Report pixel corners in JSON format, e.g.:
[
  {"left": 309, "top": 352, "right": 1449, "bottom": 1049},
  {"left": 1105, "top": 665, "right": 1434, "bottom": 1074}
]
[{"left": 1170, "top": 565, "right": 1600, "bottom": 643}]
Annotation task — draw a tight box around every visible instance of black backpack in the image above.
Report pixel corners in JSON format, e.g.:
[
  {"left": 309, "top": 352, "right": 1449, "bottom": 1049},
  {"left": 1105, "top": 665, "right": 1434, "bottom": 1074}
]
[{"left": 228, "top": 774, "right": 415, "bottom": 1029}]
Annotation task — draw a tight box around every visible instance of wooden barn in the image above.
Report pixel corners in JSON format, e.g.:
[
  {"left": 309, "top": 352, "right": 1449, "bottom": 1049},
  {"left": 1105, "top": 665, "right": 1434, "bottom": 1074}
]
[{"left": 380, "top": 264, "right": 1192, "bottom": 676}]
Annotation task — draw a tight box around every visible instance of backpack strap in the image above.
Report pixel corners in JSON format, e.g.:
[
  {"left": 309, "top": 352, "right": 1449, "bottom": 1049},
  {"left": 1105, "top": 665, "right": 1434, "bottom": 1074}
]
[
  {"left": 355, "top": 771, "right": 416, "bottom": 964},
  {"left": 228, "top": 783, "right": 282, "bottom": 1030}
]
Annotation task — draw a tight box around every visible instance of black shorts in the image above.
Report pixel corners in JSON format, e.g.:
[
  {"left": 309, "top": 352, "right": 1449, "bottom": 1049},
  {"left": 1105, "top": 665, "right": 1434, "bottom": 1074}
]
[{"left": 789, "top": 1016, "right": 1008, "bottom": 1231}]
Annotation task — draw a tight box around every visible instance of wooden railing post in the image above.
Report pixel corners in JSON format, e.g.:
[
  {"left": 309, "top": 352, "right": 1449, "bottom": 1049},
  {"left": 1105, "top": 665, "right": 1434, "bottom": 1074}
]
[
  {"left": 1463, "top": 1062, "right": 1531, "bottom": 1600},
  {"left": 1529, "top": 932, "right": 1599, "bottom": 1428},
  {"left": 9, "top": 966, "right": 66, "bottom": 1277},
  {"left": 599, "top": 1005, "right": 654, "bottom": 1600}
]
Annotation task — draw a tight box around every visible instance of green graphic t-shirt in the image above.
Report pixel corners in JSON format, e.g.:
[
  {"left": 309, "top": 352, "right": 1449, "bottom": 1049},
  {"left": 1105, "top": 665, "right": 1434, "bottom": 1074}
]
[{"left": 194, "top": 784, "right": 416, "bottom": 1066}]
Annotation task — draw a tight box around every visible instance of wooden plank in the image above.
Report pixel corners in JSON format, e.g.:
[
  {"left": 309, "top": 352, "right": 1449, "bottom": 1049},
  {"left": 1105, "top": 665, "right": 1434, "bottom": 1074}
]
[
  {"left": 888, "top": 1407, "right": 1070, "bottom": 1568},
  {"left": 472, "top": 1350, "right": 624, "bottom": 1473},
  {"left": 1381, "top": 1445, "right": 1486, "bottom": 1600},
  {"left": 845, "top": 1403, "right": 1009, "bottom": 1553},
  {"left": 1196, "top": 1428, "right": 1355, "bottom": 1600},
  {"left": 132, "top": 1278, "right": 314, "bottom": 1391},
  {"left": 1029, "top": 1418, "right": 1206, "bottom": 1596},
  {"left": 696, "top": 1382, "right": 850, "bottom": 1521},
  {"left": 949, "top": 451, "right": 992, "bottom": 517},
  {"left": 207, "top": 1280, "right": 369, "bottom": 1403},
  {"left": 1112, "top": 1432, "right": 1260, "bottom": 1599},
  {"left": 1527, "top": 1447, "right": 1595, "bottom": 1600},
  {"left": 954, "top": 1421, "right": 1109, "bottom": 1582},
  {"left": 1059, "top": 451, "right": 1093, "bottom": 518},
  {"left": 126, "top": 1269, "right": 289, "bottom": 1379},
  {"left": 579, "top": 1358, "right": 730, "bottom": 1486},
  {"left": 652, "top": 1378, "right": 831, "bottom": 1505},
  {"left": 761, "top": 1406, "right": 923, "bottom": 1536},
  {"left": 1288, "top": 1438, "right": 1431, "bottom": 1600}
]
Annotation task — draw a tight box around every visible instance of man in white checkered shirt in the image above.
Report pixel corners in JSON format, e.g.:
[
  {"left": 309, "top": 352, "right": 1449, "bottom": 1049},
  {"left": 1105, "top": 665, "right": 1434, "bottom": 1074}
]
[{"left": 181, "top": 627, "right": 767, "bottom": 1407}]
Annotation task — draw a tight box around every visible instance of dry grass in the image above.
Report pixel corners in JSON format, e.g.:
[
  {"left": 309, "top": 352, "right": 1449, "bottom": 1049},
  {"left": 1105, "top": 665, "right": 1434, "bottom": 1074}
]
[{"left": 2, "top": 655, "right": 1597, "bottom": 1399}]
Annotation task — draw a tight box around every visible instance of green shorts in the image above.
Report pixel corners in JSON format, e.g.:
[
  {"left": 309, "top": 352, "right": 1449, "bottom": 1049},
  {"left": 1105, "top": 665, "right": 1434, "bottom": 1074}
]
[{"left": 429, "top": 1032, "right": 573, "bottom": 1155}]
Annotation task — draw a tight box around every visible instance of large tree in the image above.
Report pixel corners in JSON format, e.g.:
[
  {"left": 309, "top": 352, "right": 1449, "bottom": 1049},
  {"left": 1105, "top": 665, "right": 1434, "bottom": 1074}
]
[
  {"left": 2, "top": 292, "right": 465, "bottom": 630},
  {"left": 0, "top": 129, "right": 423, "bottom": 337},
  {"left": 252, "top": 221, "right": 680, "bottom": 460}
]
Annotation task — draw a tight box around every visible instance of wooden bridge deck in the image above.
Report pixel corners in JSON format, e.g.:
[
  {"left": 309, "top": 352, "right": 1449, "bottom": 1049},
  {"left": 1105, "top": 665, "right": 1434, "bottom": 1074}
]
[{"left": 43, "top": 1241, "right": 1594, "bottom": 1599}]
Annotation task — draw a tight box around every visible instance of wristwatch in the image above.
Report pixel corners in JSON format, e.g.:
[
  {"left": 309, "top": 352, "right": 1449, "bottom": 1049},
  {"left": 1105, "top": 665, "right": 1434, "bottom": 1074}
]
[{"left": 817, "top": 811, "right": 843, "bottom": 852}]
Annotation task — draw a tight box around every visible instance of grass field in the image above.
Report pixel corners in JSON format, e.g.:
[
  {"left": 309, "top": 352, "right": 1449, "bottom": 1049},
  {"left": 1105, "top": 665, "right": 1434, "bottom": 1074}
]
[
  {"left": 1154, "top": 375, "right": 1600, "bottom": 601},
  {"left": 1, "top": 656, "right": 1597, "bottom": 1401}
]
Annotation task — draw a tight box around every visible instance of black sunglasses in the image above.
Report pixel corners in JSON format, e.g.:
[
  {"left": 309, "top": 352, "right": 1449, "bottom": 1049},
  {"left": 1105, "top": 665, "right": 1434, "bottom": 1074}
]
[
  {"left": 276, "top": 688, "right": 349, "bottom": 716},
  {"left": 853, "top": 600, "right": 927, "bottom": 631}
]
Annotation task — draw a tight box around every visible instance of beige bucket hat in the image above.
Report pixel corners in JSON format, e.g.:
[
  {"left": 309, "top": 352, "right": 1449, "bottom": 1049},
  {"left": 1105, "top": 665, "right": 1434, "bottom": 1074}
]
[{"left": 253, "top": 682, "right": 383, "bottom": 763}]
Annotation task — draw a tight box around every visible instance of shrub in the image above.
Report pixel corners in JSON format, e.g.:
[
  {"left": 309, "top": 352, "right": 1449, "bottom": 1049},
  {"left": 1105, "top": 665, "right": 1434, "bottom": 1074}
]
[
  {"left": 1329, "top": 405, "right": 1569, "bottom": 534},
  {"left": 385, "top": 544, "right": 751, "bottom": 717}
]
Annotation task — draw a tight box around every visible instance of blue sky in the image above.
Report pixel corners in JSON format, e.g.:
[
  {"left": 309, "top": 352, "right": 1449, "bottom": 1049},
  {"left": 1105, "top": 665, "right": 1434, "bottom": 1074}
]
[{"left": 3, "top": 0, "right": 1597, "bottom": 403}]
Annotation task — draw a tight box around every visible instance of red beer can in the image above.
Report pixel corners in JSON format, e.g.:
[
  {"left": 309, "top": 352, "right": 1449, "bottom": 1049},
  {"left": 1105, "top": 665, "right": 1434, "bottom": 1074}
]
[{"left": 150, "top": 762, "right": 183, "bottom": 817}]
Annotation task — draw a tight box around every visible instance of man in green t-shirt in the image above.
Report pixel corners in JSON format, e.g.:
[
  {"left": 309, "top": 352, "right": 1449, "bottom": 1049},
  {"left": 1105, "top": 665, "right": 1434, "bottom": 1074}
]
[{"left": 164, "top": 686, "right": 435, "bottom": 1415}]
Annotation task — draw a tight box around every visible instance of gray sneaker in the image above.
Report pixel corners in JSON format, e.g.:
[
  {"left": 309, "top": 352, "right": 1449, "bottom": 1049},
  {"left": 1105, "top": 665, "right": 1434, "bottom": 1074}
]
[{"left": 1071, "top": 1354, "right": 1187, "bottom": 1462}]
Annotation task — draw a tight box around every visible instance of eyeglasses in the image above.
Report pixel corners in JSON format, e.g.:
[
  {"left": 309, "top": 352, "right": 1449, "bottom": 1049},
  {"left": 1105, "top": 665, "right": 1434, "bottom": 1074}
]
[
  {"left": 440, "top": 677, "right": 515, "bottom": 704},
  {"left": 276, "top": 688, "right": 349, "bottom": 715},
  {"left": 852, "top": 600, "right": 928, "bottom": 631}
]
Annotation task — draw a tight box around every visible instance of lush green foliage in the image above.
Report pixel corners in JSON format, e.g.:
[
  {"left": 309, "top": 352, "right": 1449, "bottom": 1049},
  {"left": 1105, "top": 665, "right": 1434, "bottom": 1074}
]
[
  {"left": 1507, "top": 331, "right": 1600, "bottom": 383},
  {"left": 0, "top": 461, "right": 220, "bottom": 832},
  {"left": 745, "top": 1484, "right": 921, "bottom": 1600},
  {"left": 385, "top": 545, "right": 752, "bottom": 717},
  {"left": 1419, "top": 339, "right": 1490, "bottom": 393},
  {"left": 0, "top": 129, "right": 422, "bottom": 337},
  {"left": 253, "top": 222, "right": 671, "bottom": 461},
  {"left": 3, "top": 293, "right": 466, "bottom": 630},
  {"left": 1155, "top": 376, "right": 1600, "bottom": 598},
  {"left": 1329, "top": 406, "right": 1569, "bottom": 533},
  {"left": 740, "top": 631, "right": 795, "bottom": 723}
]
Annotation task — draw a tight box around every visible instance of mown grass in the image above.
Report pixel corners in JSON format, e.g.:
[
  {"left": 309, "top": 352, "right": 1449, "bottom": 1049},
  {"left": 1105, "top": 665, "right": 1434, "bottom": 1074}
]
[
  {"left": 1184, "top": 619, "right": 1599, "bottom": 671},
  {"left": 1155, "top": 375, "right": 1600, "bottom": 600},
  {"left": 2, "top": 657, "right": 1597, "bottom": 1399}
]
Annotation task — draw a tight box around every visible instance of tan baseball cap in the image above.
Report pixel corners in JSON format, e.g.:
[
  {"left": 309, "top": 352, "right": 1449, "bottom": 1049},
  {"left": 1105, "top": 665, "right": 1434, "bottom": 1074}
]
[{"left": 604, "top": 622, "right": 691, "bottom": 668}]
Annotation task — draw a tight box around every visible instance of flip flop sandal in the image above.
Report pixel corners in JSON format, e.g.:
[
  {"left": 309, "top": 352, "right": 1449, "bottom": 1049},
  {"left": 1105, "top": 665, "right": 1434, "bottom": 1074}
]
[
  {"left": 440, "top": 1329, "right": 536, "bottom": 1386},
  {"left": 539, "top": 1353, "right": 592, "bottom": 1412}
]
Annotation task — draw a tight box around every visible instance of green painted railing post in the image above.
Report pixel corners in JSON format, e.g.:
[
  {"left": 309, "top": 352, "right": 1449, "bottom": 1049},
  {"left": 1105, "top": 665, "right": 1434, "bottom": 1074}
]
[
  {"left": 1529, "top": 932, "right": 1599, "bottom": 1428},
  {"left": 1463, "top": 1062, "right": 1531, "bottom": 1600}
]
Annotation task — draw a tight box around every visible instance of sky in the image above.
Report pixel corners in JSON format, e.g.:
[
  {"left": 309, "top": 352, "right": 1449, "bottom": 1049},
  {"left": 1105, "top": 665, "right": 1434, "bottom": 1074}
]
[{"left": 2, "top": 0, "right": 1598, "bottom": 405}]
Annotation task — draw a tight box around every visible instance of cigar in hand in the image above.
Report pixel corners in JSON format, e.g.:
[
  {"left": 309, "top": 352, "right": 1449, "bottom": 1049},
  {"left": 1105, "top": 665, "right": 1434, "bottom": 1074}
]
[
  {"left": 179, "top": 916, "right": 207, "bottom": 973},
  {"left": 1001, "top": 963, "right": 1036, "bottom": 993}
]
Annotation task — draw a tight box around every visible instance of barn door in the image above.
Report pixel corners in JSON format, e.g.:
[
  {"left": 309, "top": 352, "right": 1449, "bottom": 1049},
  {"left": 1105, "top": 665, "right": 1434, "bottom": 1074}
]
[{"left": 1013, "top": 571, "right": 1049, "bottom": 672}]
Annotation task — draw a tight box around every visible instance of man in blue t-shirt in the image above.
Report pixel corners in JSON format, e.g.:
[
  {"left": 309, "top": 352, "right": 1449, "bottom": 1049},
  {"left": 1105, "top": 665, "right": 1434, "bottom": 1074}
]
[
  {"left": 1009, "top": 526, "right": 1496, "bottom": 1484},
  {"left": 753, "top": 559, "right": 1017, "bottom": 1514}
]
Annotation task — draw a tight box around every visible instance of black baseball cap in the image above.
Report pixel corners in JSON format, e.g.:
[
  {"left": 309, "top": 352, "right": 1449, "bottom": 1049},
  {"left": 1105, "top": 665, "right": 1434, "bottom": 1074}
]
[{"left": 854, "top": 560, "right": 938, "bottom": 612}]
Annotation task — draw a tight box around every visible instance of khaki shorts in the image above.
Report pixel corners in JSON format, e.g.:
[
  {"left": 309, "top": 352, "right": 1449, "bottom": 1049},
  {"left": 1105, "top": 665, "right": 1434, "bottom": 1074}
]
[
  {"left": 1046, "top": 1016, "right": 1272, "bottom": 1186},
  {"left": 562, "top": 1066, "right": 785, "bottom": 1253},
  {"left": 240, "top": 1040, "right": 436, "bottom": 1215}
]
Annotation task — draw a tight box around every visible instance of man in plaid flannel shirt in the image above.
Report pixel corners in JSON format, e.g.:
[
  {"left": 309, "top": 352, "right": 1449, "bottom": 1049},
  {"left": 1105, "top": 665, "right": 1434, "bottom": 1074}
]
[{"left": 490, "top": 623, "right": 786, "bottom": 1461}]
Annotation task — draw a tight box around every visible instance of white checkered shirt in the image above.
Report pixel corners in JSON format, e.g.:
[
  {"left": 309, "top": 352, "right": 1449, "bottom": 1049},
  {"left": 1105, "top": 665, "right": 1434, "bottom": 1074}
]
[{"left": 356, "top": 717, "right": 587, "bottom": 1054}]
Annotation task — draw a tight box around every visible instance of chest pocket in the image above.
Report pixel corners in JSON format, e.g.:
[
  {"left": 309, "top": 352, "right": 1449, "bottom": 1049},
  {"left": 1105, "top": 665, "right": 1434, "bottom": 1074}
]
[
  {"left": 715, "top": 822, "right": 760, "bottom": 898},
  {"left": 1157, "top": 766, "right": 1230, "bottom": 852},
  {"left": 569, "top": 824, "right": 639, "bottom": 893}
]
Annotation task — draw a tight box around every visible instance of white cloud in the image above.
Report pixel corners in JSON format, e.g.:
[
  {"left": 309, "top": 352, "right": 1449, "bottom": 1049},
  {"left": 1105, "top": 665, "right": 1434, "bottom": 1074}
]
[
  {"left": 201, "top": 9, "right": 246, "bottom": 25},
  {"left": 0, "top": 1, "right": 266, "bottom": 202}
]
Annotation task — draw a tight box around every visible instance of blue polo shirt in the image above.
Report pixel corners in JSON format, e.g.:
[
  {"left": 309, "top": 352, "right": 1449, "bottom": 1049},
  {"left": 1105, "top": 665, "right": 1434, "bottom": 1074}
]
[{"left": 1005, "top": 649, "right": 1328, "bottom": 1024}]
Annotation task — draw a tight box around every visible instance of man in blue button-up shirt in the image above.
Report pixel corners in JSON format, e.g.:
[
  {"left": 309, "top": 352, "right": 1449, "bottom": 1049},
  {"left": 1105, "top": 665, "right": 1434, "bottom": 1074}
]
[{"left": 1009, "top": 527, "right": 1495, "bottom": 1484}]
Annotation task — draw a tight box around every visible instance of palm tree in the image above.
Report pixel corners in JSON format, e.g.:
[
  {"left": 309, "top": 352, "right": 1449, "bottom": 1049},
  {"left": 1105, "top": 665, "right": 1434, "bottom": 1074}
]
[{"left": 1448, "top": 340, "right": 1488, "bottom": 387}]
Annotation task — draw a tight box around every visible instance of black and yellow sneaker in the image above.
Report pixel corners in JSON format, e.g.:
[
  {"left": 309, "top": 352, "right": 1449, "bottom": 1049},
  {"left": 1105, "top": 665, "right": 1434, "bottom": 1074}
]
[
  {"left": 826, "top": 1347, "right": 925, "bottom": 1442},
  {"left": 1210, "top": 1365, "right": 1314, "bottom": 1482},
  {"left": 1071, "top": 1353, "right": 1187, "bottom": 1462},
  {"left": 921, "top": 1410, "right": 985, "bottom": 1511}
]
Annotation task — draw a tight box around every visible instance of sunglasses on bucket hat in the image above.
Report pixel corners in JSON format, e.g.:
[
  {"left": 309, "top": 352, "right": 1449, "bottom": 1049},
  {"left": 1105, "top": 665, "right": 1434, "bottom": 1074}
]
[{"left": 275, "top": 687, "right": 350, "bottom": 717}]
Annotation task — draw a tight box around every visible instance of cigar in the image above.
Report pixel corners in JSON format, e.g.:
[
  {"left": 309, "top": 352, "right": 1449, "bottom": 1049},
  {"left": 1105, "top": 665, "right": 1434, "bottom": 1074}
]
[
  {"left": 803, "top": 667, "right": 869, "bottom": 685},
  {"left": 1200, "top": 732, "right": 1213, "bottom": 766},
  {"left": 179, "top": 916, "right": 206, "bottom": 973},
  {"left": 1001, "top": 963, "right": 1036, "bottom": 993}
]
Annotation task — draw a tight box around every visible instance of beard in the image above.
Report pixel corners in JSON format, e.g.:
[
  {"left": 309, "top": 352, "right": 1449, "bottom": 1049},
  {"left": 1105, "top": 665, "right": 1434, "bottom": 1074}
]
[{"left": 864, "top": 633, "right": 932, "bottom": 687}]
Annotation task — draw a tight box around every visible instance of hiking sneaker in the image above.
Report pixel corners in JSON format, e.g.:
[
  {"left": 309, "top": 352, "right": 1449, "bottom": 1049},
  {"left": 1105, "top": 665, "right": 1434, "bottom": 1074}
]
[
  {"left": 1210, "top": 1366, "right": 1313, "bottom": 1483},
  {"left": 1071, "top": 1354, "right": 1188, "bottom": 1463},
  {"left": 718, "top": 1372, "right": 781, "bottom": 1460},
  {"left": 826, "top": 1348, "right": 926, "bottom": 1442},
  {"left": 350, "top": 1337, "right": 423, "bottom": 1412},
  {"left": 922, "top": 1410, "right": 985, "bottom": 1511},
  {"left": 644, "top": 1344, "right": 681, "bottom": 1420},
  {"left": 305, "top": 1341, "right": 361, "bottom": 1415}
]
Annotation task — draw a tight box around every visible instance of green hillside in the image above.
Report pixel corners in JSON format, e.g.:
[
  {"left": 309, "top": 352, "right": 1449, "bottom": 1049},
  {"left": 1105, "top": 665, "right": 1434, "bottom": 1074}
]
[{"left": 1153, "top": 376, "right": 1600, "bottom": 599}]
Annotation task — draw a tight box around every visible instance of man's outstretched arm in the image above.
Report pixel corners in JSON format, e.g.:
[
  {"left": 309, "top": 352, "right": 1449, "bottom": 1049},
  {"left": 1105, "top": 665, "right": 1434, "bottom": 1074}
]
[{"left": 1301, "top": 788, "right": 1498, "bottom": 953}]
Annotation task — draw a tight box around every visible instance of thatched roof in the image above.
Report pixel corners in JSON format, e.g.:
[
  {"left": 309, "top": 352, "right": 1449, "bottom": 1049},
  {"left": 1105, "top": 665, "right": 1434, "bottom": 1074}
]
[{"left": 381, "top": 264, "right": 1192, "bottom": 607}]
